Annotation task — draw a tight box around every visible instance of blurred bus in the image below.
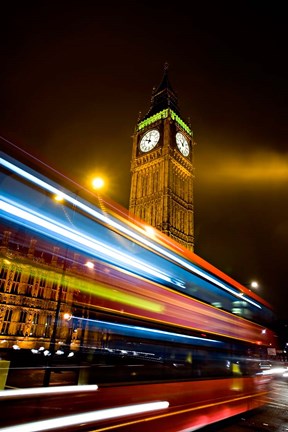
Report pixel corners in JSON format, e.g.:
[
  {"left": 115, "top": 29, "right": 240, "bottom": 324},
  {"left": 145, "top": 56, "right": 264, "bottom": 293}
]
[{"left": 0, "top": 141, "right": 277, "bottom": 431}]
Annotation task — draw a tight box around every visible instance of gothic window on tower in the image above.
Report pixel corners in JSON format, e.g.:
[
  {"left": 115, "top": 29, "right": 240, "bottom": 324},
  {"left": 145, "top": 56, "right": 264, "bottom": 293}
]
[
  {"left": 153, "top": 170, "right": 159, "bottom": 193},
  {"left": 152, "top": 205, "right": 156, "bottom": 226},
  {"left": 180, "top": 177, "right": 184, "bottom": 199},
  {"left": 142, "top": 175, "right": 147, "bottom": 197},
  {"left": 175, "top": 175, "right": 179, "bottom": 196},
  {"left": 180, "top": 210, "right": 184, "bottom": 232},
  {"left": 137, "top": 176, "right": 141, "bottom": 199}
]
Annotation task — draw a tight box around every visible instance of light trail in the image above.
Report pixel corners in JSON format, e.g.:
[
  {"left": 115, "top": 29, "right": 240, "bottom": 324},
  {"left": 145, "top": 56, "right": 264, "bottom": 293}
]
[
  {"left": 0, "top": 155, "right": 262, "bottom": 309},
  {"left": 0, "top": 401, "right": 169, "bottom": 432},
  {"left": 0, "top": 385, "right": 98, "bottom": 399}
]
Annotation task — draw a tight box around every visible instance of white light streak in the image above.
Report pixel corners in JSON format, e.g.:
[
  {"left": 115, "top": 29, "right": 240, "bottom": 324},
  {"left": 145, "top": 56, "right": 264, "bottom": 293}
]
[
  {"left": 0, "top": 401, "right": 169, "bottom": 432},
  {"left": 0, "top": 156, "right": 262, "bottom": 309},
  {"left": 0, "top": 385, "right": 98, "bottom": 399},
  {"left": 76, "top": 316, "right": 222, "bottom": 344},
  {"left": 0, "top": 199, "right": 172, "bottom": 284}
]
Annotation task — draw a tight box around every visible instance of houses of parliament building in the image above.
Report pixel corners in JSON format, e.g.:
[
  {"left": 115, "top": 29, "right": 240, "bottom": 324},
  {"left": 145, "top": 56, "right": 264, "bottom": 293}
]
[{"left": 0, "top": 66, "right": 195, "bottom": 352}]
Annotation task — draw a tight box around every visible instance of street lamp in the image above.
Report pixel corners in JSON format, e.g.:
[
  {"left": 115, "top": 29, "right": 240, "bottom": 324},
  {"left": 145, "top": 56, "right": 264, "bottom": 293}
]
[
  {"left": 92, "top": 177, "right": 105, "bottom": 190},
  {"left": 43, "top": 194, "right": 77, "bottom": 386},
  {"left": 91, "top": 176, "right": 106, "bottom": 213},
  {"left": 244, "top": 281, "right": 259, "bottom": 292},
  {"left": 43, "top": 180, "right": 106, "bottom": 386},
  {"left": 43, "top": 261, "right": 68, "bottom": 386}
]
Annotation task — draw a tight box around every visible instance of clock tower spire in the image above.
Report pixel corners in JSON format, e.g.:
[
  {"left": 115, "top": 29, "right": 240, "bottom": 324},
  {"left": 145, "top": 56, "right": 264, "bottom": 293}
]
[{"left": 129, "top": 65, "right": 195, "bottom": 251}]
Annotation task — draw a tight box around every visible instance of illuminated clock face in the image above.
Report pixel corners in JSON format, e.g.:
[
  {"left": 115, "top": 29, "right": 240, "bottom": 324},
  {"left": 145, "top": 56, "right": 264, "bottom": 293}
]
[
  {"left": 176, "top": 132, "right": 190, "bottom": 156},
  {"left": 139, "top": 129, "right": 160, "bottom": 152}
]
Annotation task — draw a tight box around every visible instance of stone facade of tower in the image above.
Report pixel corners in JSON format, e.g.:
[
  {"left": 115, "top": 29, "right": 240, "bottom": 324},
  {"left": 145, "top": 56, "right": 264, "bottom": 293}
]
[{"left": 129, "top": 67, "right": 195, "bottom": 251}]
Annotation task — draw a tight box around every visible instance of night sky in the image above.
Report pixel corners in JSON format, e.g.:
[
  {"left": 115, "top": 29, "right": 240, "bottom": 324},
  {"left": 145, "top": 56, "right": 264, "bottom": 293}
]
[{"left": 1, "top": 2, "right": 287, "bottom": 320}]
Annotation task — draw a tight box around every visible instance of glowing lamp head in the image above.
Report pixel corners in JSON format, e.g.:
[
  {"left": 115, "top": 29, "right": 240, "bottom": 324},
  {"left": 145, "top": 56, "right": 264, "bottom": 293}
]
[
  {"left": 92, "top": 177, "right": 104, "bottom": 190},
  {"left": 145, "top": 226, "right": 156, "bottom": 237},
  {"left": 54, "top": 193, "right": 64, "bottom": 202}
]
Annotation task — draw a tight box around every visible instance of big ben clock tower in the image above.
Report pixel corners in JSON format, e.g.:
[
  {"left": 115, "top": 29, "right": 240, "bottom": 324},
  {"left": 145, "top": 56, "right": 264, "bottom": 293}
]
[{"left": 129, "top": 64, "right": 195, "bottom": 251}]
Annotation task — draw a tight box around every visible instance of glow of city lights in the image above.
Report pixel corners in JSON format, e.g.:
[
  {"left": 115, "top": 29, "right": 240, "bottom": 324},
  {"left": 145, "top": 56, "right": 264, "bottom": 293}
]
[
  {"left": 0, "top": 401, "right": 169, "bottom": 432},
  {"left": 0, "top": 155, "right": 263, "bottom": 309}
]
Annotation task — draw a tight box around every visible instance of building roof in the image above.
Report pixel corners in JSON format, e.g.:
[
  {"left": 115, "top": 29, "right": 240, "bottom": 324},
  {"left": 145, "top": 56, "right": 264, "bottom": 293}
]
[{"left": 142, "top": 63, "right": 181, "bottom": 120}]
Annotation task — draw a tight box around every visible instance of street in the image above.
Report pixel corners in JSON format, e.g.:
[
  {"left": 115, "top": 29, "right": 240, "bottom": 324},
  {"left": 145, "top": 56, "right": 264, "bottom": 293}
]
[{"left": 201, "top": 378, "right": 288, "bottom": 431}]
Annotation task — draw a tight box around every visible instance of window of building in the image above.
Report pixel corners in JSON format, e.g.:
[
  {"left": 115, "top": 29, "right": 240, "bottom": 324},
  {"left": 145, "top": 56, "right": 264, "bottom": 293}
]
[
  {"left": 19, "top": 310, "right": 27, "bottom": 323},
  {"left": 27, "top": 274, "right": 34, "bottom": 285},
  {"left": 26, "top": 285, "right": 32, "bottom": 296},
  {"left": 1, "top": 309, "right": 12, "bottom": 334},
  {"left": 61, "top": 284, "right": 67, "bottom": 301},
  {"left": 11, "top": 283, "right": 18, "bottom": 294},
  {"left": 14, "top": 271, "right": 21, "bottom": 282},
  {"left": 0, "top": 267, "right": 8, "bottom": 292},
  {"left": 4, "top": 309, "right": 12, "bottom": 322},
  {"left": 51, "top": 282, "right": 58, "bottom": 301},
  {"left": 0, "top": 268, "right": 8, "bottom": 280},
  {"left": 44, "top": 314, "right": 53, "bottom": 337},
  {"left": 38, "top": 286, "right": 44, "bottom": 298}
]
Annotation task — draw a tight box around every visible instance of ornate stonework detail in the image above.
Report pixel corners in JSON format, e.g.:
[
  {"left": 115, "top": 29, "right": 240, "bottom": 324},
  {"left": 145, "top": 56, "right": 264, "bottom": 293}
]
[{"left": 129, "top": 70, "right": 195, "bottom": 251}]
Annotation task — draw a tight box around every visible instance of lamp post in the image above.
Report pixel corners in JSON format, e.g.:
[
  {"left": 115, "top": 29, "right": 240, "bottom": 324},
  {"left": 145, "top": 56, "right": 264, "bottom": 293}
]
[
  {"left": 43, "top": 249, "right": 69, "bottom": 386},
  {"left": 43, "top": 193, "right": 76, "bottom": 386},
  {"left": 78, "top": 261, "right": 95, "bottom": 354},
  {"left": 92, "top": 176, "right": 106, "bottom": 214},
  {"left": 43, "top": 178, "right": 105, "bottom": 386}
]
